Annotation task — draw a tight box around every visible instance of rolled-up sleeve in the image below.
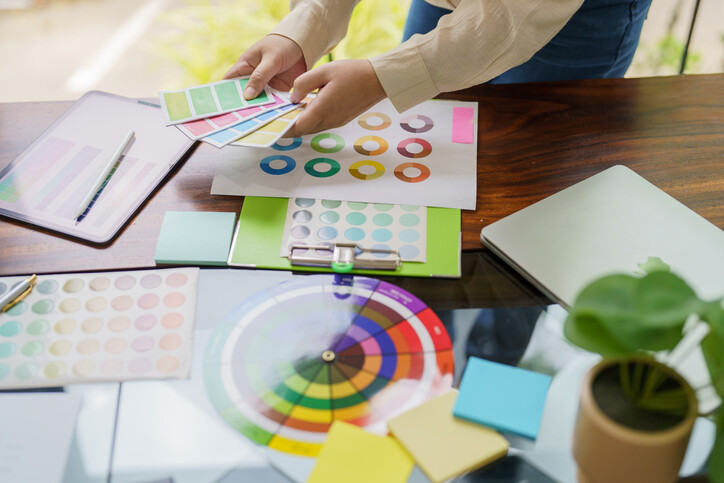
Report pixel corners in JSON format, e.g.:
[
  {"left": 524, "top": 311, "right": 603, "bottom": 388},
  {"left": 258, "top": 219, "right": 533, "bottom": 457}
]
[{"left": 370, "top": 0, "right": 584, "bottom": 112}]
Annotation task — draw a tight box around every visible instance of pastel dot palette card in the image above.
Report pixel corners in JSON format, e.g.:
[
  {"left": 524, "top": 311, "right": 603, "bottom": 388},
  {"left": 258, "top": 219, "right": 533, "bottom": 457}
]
[
  {"left": 0, "top": 267, "right": 198, "bottom": 389},
  {"left": 281, "top": 198, "right": 427, "bottom": 262}
]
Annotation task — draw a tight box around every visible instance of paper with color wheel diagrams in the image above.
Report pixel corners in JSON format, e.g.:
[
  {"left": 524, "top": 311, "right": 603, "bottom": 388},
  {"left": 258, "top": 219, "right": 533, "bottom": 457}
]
[
  {"left": 211, "top": 98, "right": 478, "bottom": 210},
  {"left": 227, "top": 196, "right": 460, "bottom": 278}
]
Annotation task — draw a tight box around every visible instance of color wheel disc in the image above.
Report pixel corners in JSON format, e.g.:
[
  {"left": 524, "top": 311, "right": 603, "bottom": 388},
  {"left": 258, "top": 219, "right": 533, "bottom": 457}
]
[{"left": 204, "top": 274, "right": 454, "bottom": 457}]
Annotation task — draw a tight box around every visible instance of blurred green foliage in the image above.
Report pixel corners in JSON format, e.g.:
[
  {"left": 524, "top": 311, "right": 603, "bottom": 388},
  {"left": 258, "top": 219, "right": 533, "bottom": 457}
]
[{"left": 150, "top": 0, "right": 409, "bottom": 88}]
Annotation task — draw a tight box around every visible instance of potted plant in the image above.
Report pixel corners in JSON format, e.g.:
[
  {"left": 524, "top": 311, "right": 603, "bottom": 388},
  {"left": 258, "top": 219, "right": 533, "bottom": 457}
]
[{"left": 563, "top": 267, "right": 723, "bottom": 482}]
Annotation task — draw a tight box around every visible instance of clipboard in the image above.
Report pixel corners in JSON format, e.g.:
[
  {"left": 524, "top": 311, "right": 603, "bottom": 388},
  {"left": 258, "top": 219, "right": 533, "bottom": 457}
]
[
  {"left": 227, "top": 197, "right": 462, "bottom": 278},
  {"left": 0, "top": 91, "right": 194, "bottom": 244}
]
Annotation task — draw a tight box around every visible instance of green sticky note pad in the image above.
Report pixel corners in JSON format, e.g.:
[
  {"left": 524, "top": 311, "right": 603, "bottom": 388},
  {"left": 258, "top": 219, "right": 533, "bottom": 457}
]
[{"left": 155, "top": 211, "right": 236, "bottom": 266}]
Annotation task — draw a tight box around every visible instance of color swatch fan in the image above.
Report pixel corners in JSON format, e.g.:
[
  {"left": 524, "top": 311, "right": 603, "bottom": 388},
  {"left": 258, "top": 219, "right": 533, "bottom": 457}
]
[{"left": 204, "top": 274, "right": 453, "bottom": 457}]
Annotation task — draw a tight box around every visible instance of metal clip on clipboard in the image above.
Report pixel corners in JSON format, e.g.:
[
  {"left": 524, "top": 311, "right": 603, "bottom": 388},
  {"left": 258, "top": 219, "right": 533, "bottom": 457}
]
[{"left": 287, "top": 243, "right": 401, "bottom": 273}]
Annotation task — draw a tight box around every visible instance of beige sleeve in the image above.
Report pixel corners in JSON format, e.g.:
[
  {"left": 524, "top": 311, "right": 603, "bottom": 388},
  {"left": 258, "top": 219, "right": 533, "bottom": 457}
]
[
  {"left": 370, "top": 0, "right": 585, "bottom": 112},
  {"left": 270, "top": 0, "right": 361, "bottom": 70}
]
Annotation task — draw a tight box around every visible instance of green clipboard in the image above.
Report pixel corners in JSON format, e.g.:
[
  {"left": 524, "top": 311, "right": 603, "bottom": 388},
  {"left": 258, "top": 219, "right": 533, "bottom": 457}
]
[{"left": 228, "top": 197, "right": 461, "bottom": 278}]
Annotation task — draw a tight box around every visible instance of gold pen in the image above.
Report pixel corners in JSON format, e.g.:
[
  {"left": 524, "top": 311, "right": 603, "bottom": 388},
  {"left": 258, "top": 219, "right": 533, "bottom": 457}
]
[{"left": 0, "top": 274, "right": 37, "bottom": 312}]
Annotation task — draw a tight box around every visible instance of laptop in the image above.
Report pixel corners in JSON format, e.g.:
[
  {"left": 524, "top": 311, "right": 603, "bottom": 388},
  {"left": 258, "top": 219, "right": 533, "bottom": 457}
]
[{"left": 480, "top": 165, "right": 724, "bottom": 308}]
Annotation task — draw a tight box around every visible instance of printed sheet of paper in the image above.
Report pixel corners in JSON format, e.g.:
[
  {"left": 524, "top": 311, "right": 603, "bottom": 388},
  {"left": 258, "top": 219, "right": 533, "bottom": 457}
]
[
  {"left": 0, "top": 393, "right": 82, "bottom": 483},
  {"left": 175, "top": 91, "right": 291, "bottom": 140},
  {"left": 0, "top": 267, "right": 199, "bottom": 389},
  {"left": 280, "top": 198, "right": 427, "bottom": 262},
  {"left": 159, "top": 76, "right": 275, "bottom": 125},
  {"left": 211, "top": 98, "right": 478, "bottom": 209}
]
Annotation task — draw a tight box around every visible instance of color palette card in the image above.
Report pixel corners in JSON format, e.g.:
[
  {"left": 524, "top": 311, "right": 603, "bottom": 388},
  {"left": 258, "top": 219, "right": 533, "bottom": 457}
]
[
  {"left": 0, "top": 268, "right": 199, "bottom": 389},
  {"left": 453, "top": 357, "right": 553, "bottom": 439},
  {"left": 387, "top": 390, "right": 509, "bottom": 483},
  {"left": 175, "top": 91, "right": 291, "bottom": 140},
  {"left": 307, "top": 421, "right": 414, "bottom": 483},
  {"left": 228, "top": 196, "right": 461, "bottom": 278},
  {"left": 154, "top": 211, "right": 236, "bottom": 266},
  {"left": 231, "top": 104, "right": 306, "bottom": 148},
  {"left": 201, "top": 103, "right": 300, "bottom": 149},
  {"left": 211, "top": 98, "right": 478, "bottom": 210},
  {"left": 280, "top": 198, "right": 427, "bottom": 262},
  {"left": 159, "top": 76, "right": 275, "bottom": 125}
]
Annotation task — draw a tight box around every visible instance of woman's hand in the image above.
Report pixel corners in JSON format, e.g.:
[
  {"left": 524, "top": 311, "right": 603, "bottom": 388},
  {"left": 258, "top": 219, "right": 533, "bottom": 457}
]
[
  {"left": 287, "top": 59, "right": 387, "bottom": 137},
  {"left": 224, "top": 34, "right": 307, "bottom": 99}
]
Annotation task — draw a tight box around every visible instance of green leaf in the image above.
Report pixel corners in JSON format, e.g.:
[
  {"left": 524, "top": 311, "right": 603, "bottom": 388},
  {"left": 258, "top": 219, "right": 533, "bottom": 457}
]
[
  {"left": 709, "top": 415, "right": 724, "bottom": 483},
  {"left": 564, "top": 310, "right": 633, "bottom": 356},
  {"left": 636, "top": 256, "right": 671, "bottom": 274}
]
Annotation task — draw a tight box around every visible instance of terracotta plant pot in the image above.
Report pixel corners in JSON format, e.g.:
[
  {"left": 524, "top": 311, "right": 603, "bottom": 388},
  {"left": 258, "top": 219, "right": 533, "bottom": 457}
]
[{"left": 573, "top": 358, "right": 698, "bottom": 483}]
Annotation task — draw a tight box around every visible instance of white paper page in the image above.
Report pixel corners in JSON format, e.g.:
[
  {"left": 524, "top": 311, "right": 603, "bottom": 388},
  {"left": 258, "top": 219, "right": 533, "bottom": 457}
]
[
  {"left": 211, "top": 99, "right": 478, "bottom": 209},
  {"left": 0, "top": 392, "right": 81, "bottom": 483}
]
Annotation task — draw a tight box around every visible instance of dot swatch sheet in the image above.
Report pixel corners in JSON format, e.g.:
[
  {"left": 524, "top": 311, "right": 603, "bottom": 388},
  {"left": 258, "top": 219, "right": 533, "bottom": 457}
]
[
  {"left": 281, "top": 198, "right": 427, "bottom": 262},
  {"left": 0, "top": 267, "right": 198, "bottom": 389}
]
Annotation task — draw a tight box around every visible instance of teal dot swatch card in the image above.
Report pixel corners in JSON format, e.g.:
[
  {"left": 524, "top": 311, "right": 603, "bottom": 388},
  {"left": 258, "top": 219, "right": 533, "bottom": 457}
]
[
  {"left": 155, "top": 211, "right": 236, "bottom": 266},
  {"left": 453, "top": 357, "right": 553, "bottom": 439},
  {"left": 280, "top": 198, "right": 427, "bottom": 262}
]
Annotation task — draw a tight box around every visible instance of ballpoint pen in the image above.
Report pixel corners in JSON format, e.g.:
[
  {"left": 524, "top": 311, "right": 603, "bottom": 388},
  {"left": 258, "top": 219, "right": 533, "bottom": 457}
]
[
  {"left": 74, "top": 129, "right": 135, "bottom": 221},
  {"left": 0, "top": 274, "right": 37, "bottom": 313}
]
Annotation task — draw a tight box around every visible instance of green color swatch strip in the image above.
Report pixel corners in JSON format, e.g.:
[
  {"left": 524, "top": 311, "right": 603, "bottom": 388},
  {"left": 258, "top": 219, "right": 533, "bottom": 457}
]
[
  {"left": 215, "top": 81, "right": 245, "bottom": 110},
  {"left": 189, "top": 86, "right": 217, "bottom": 116}
]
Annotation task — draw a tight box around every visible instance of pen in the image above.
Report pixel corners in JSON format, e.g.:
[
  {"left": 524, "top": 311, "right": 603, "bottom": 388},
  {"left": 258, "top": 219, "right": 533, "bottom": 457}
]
[
  {"left": 74, "top": 129, "right": 135, "bottom": 221},
  {"left": 0, "top": 274, "right": 37, "bottom": 313}
]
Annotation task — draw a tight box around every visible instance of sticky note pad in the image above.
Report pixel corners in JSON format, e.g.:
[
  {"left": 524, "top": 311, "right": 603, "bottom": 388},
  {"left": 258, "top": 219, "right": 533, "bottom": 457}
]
[
  {"left": 388, "top": 390, "right": 508, "bottom": 483},
  {"left": 155, "top": 211, "right": 236, "bottom": 266},
  {"left": 308, "top": 421, "right": 414, "bottom": 483},
  {"left": 453, "top": 357, "right": 553, "bottom": 439}
]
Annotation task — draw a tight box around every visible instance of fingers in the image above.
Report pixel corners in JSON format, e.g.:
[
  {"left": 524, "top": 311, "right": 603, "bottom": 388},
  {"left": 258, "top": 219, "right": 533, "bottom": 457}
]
[
  {"left": 243, "top": 55, "right": 282, "bottom": 99},
  {"left": 290, "top": 67, "right": 329, "bottom": 104},
  {"left": 223, "top": 59, "right": 254, "bottom": 80},
  {"left": 286, "top": 107, "right": 322, "bottom": 138}
]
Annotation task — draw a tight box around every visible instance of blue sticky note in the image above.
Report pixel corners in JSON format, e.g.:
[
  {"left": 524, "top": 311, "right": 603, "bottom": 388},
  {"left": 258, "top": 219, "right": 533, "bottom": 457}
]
[
  {"left": 155, "top": 211, "right": 236, "bottom": 266},
  {"left": 453, "top": 357, "right": 552, "bottom": 439}
]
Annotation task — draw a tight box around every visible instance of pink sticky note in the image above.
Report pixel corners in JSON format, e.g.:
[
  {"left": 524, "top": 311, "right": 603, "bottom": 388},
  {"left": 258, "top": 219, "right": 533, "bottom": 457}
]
[{"left": 451, "top": 107, "right": 475, "bottom": 144}]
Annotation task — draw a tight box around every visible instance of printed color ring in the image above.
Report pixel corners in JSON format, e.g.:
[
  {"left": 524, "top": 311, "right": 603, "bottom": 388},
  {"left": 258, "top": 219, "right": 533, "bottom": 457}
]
[
  {"left": 358, "top": 112, "right": 392, "bottom": 131},
  {"left": 394, "top": 162, "right": 431, "bottom": 183},
  {"left": 349, "top": 160, "right": 385, "bottom": 180},
  {"left": 305, "top": 158, "right": 341, "bottom": 178},
  {"left": 354, "top": 136, "right": 388, "bottom": 156},
  {"left": 397, "top": 138, "right": 432, "bottom": 159},
  {"left": 260, "top": 155, "right": 296, "bottom": 175},
  {"left": 400, "top": 114, "right": 434, "bottom": 133},
  {"left": 311, "top": 133, "right": 345, "bottom": 153},
  {"left": 272, "top": 137, "right": 302, "bottom": 151}
]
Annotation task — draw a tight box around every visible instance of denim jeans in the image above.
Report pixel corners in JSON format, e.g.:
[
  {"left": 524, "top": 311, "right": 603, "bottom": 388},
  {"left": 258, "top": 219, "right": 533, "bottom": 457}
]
[{"left": 402, "top": 0, "right": 653, "bottom": 83}]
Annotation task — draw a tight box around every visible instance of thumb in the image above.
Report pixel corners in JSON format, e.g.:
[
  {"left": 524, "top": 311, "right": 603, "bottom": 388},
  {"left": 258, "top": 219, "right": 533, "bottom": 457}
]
[
  {"left": 243, "top": 56, "right": 280, "bottom": 99},
  {"left": 290, "top": 67, "right": 328, "bottom": 103}
]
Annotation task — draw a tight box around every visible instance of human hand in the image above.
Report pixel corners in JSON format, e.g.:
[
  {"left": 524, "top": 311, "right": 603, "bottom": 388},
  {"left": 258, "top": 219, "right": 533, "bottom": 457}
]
[
  {"left": 224, "top": 34, "right": 307, "bottom": 99},
  {"left": 286, "top": 59, "right": 387, "bottom": 137}
]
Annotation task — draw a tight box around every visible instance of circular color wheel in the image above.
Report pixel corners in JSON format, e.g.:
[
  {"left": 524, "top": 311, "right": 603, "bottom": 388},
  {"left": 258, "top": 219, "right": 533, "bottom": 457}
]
[
  {"left": 394, "top": 162, "right": 431, "bottom": 183},
  {"left": 304, "top": 158, "right": 341, "bottom": 178},
  {"left": 358, "top": 112, "right": 392, "bottom": 131},
  {"left": 204, "top": 274, "right": 454, "bottom": 457},
  {"left": 272, "top": 137, "right": 303, "bottom": 151},
  {"left": 349, "top": 160, "right": 386, "bottom": 180},
  {"left": 354, "top": 136, "right": 388, "bottom": 156},
  {"left": 397, "top": 138, "right": 432, "bottom": 159},
  {"left": 400, "top": 114, "right": 434, "bottom": 133},
  {"left": 260, "top": 155, "right": 296, "bottom": 175},
  {"left": 311, "top": 133, "right": 345, "bottom": 154}
]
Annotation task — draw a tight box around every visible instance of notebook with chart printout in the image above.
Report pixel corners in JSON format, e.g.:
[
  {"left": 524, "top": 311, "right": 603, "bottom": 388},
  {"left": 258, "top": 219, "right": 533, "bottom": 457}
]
[
  {"left": 480, "top": 165, "right": 724, "bottom": 307},
  {"left": 0, "top": 91, "right": 193, "bottom": 244}
]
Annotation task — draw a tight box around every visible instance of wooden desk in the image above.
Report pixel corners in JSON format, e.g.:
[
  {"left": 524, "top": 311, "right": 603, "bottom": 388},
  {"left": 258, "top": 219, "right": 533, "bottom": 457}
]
[{"left": 1, "top": 74, "right": 722, "bottom": 277}]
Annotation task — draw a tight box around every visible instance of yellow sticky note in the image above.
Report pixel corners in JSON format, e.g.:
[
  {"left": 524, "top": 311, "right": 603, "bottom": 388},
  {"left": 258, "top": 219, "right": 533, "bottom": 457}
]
[
  {"left": 387, "top": 389, "right": 509, "bottom": 483},
  {"left": 308, "top": 421, "right": 413, "bottom": 483}
]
